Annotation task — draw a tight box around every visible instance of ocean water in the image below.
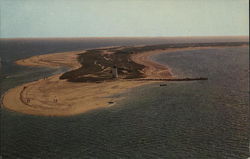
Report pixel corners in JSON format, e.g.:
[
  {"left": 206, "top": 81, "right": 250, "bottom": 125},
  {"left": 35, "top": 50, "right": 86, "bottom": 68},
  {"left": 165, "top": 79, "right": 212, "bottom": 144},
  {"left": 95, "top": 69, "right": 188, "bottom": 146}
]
[{"left": 0, "top": 38, "right": 249, "bottom": 158}]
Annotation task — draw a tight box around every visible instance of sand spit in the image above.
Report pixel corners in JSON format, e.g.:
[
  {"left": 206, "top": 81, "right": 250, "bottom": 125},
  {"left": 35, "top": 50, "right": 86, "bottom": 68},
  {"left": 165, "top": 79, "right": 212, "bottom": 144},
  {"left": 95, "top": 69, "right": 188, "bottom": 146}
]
[
  {"left": 15, "top": 51, "right": 83, "bottom": 69},
  {"left": 2, "top": 45, "right": 248, "bottom": 116},
  {"left": 2, "top": 74, "right": 148, "bottom": 116},
  {"left": 2, "top": 48, "right": 153, "bottom": 116}
]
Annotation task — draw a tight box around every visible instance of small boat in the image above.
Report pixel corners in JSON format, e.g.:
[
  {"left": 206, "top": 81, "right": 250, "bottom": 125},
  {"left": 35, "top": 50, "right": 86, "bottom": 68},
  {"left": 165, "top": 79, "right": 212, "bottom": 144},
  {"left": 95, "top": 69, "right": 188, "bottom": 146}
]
[{"left": 160, "top": 84, "right": 167, "bottom": 86}]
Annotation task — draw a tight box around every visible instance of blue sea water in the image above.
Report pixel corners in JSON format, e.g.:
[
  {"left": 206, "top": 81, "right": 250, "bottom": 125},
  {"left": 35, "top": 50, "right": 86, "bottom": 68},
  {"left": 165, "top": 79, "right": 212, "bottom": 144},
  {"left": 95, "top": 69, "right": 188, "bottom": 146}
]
[{"left": 0, "top": 37, "right": 249, "bottom": 158}]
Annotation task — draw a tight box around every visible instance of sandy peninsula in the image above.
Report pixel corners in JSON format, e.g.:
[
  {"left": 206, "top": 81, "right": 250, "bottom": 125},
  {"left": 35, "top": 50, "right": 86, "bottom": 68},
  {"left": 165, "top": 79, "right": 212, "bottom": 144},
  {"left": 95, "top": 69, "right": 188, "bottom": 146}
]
[
  {"left": 2, "top": 48, "right": 169, "bottom": 116},
  {"left": 2, "top": 42, "right": 248, "bottom": 116}
]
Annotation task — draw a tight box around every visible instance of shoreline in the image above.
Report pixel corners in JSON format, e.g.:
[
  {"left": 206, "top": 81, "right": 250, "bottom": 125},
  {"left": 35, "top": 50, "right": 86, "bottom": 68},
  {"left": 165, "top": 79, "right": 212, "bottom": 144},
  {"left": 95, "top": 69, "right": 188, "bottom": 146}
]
[{"left": 2, "top": 44, "right": 248, "bottom": 116}]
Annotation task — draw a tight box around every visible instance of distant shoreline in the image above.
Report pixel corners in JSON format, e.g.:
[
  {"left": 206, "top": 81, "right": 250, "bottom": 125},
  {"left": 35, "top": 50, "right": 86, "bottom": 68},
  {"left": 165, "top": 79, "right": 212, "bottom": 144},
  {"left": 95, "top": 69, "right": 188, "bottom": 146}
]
[
  {"left": 1, "top": 35, "right": 248, "bottom": 40},
  {"left": 1, "top": 42, "right": 248, "bottom": 116}
]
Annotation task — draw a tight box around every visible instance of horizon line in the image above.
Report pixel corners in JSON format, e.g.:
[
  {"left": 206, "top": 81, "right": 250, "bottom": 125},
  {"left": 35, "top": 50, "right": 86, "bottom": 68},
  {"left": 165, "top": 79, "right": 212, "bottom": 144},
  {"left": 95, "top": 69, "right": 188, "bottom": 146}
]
[{"left": 0, "top": 35, "right": 249, "bottom": 40}]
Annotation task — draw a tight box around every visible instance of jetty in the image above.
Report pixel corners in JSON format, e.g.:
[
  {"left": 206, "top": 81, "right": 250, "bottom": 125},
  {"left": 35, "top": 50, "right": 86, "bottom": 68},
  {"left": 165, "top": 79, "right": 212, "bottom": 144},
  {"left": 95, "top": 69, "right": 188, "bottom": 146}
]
[{"left": 136, "top": 77, "right": 208, "bottom": 81}]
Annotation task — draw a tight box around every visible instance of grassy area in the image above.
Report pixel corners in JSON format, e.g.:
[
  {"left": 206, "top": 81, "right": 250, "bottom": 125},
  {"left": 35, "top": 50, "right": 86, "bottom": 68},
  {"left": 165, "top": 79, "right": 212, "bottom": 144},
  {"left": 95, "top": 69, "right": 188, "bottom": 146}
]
[{"left": 60, "top": 47, "right": 145, "bottom": 82}]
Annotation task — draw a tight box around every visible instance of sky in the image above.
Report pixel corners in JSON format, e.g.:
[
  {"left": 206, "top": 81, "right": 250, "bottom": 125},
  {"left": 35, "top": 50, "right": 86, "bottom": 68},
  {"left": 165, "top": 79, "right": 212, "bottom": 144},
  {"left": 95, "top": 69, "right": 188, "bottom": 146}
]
[{"left": 0, "top": 0, "right": 249, "bottom": 38}]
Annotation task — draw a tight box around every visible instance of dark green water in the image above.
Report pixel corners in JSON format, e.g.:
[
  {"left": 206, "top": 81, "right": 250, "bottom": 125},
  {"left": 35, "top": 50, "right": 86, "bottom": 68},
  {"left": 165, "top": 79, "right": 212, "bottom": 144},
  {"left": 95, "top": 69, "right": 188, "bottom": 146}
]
[{"left": 0, "top": 38, "right": 249, "bottom": 158}]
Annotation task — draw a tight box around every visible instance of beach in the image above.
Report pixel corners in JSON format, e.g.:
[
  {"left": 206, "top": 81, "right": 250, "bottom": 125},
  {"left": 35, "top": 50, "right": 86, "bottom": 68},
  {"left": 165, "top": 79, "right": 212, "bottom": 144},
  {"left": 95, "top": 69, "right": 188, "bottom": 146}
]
[{"left": 2, "top": 44, "right": 248, "bottom": 116}]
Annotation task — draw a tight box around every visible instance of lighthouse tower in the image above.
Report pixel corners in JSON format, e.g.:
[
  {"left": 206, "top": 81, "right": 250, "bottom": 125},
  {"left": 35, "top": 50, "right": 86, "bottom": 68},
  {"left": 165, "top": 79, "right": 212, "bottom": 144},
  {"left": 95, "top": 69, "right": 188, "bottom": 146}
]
[{"left": 112, "top": 66, "right": 118, "bottom": 78}]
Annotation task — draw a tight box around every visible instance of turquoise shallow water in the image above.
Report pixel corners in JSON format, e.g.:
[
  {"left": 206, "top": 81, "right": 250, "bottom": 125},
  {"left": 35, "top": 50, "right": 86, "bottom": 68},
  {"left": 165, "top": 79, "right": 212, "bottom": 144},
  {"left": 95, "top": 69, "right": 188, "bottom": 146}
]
[{"left": 0, "top": 38, "right": 249, "bottom": 158}]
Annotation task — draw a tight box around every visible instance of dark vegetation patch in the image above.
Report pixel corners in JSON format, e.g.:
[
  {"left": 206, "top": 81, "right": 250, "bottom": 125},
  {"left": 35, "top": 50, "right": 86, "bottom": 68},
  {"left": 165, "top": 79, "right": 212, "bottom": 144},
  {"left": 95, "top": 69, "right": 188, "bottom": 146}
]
[
  {"left": 60, "top": 47, "right": 145, "bottom": 82},
  {"left": 60, "top": 42, "right": 248, "bottom": 82}
]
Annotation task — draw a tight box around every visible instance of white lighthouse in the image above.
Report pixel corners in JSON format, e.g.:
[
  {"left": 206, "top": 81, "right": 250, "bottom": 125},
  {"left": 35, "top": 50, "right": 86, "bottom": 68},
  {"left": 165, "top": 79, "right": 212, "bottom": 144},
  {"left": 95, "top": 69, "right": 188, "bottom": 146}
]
[{"left": 112, "top": 66, "right": 118, "bottom": 78}]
